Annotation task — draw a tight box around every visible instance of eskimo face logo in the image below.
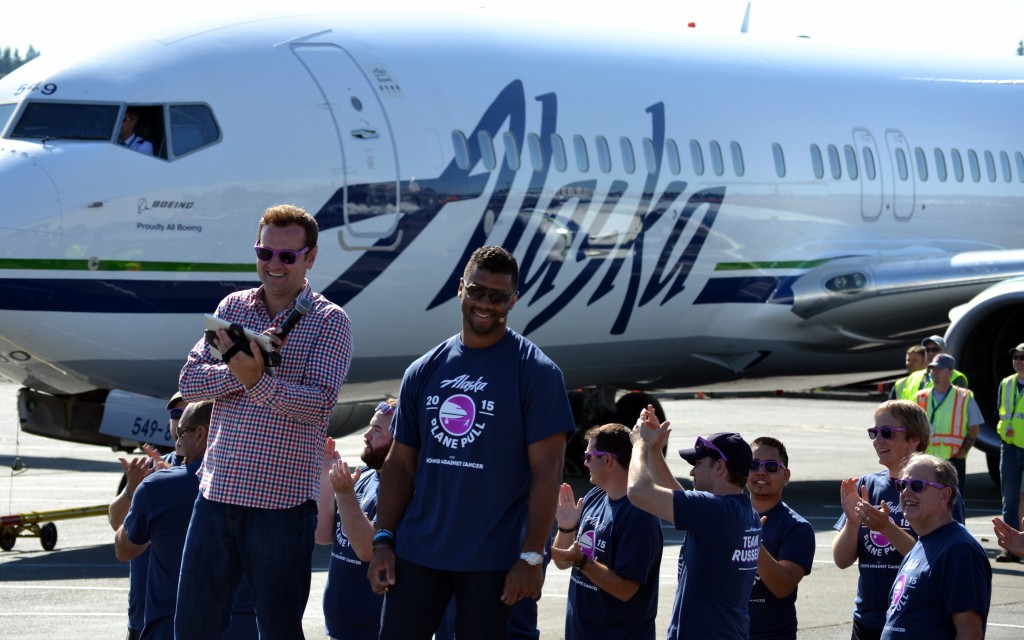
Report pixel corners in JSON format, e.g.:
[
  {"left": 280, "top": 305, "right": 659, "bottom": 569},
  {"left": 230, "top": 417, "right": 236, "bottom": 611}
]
[
  {"left": 890, "top": 574, "right": 907, "bottom": 605},
  {"left": 868, "top": 516, "right": 896, "bottom": 548},
  {"left": 439, "top": 394, "right": 476, "bottom": 437}
]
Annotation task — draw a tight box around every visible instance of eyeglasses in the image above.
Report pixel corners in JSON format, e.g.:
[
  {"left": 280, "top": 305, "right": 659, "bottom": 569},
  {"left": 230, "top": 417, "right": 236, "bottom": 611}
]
[
  {"left": 253, "top": 244, "right": 312, "bottom": 265},
  {"left": 167, "top": 408, "right": 184, "bottom": 420},
  {"left": 375, "top": 401, "right": 394, "bottom": 415},
  {"left": 175, "top": 425, "right": 200, "bottom": 438},
  {"left": 694, "top": 436, "right": 729, "bottom": 462},
  {"left": 894, "top": 478, "right": 947, "bottom": 493},
  {"left": 867, "top": 426, "right": 907, "bottom": 440},
  {"left": 750, "top": 459, "right": 786, "bottom": 474},
  {"left": 583, "top": 451, "right": 618, "bottom": 462},
  {"left": 924, "top": 347, "right": 942, "bottom": 353},
  {"left": 460, "top": 278, "right": 517, "bottom": 306},
  {"left": 1013, "top": 355, "right": 1024, "bottom": 361}
]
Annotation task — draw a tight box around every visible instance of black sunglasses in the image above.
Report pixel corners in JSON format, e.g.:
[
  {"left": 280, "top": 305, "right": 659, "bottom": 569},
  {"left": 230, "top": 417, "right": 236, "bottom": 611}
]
[
  {"left": 461, "top": 278, "right": 516, "bottom": 306},
  {"left": 894, "top": 478, "right": 946, "bottom": 493},
  {"left": 750, "top": 459, "right": 786, "bottom": 473},
  {"left": 253, "top": 244, "right": 311, "bottom": 265},
  {"left": 867, "top": 426, "right": 907, "bottom": 440}
]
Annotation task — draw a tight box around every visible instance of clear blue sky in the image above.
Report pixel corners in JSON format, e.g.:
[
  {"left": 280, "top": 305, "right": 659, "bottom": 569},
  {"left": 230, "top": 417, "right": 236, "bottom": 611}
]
[{"left": 2, "top": 0, "right": 1022, "bottom": 60}]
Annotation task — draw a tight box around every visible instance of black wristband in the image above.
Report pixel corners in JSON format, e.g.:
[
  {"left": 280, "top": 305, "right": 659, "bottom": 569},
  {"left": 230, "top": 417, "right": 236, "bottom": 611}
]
[
  {"left": 573, "top": 555, "right": 588, "bottom": 570},
  {"left": 557, "top": 525, "right": 577, "bottom": 534}
]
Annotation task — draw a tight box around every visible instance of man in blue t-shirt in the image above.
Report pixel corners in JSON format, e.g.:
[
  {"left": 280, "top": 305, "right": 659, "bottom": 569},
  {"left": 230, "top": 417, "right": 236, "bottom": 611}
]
[
  {"left": 882, "top": 454, "right": 991, "bottom": 639},
  {"left": 832, "top": 400, "right": 965, "bottom": 640},
  {"left": 628, "top": 406, "right": 761, "bottom": 640},
  {"left": 315, "top": 398, "right": 396, "bottom": 640},
  {"left": 369, "top": 246, "right": 575, "bottom": 639},
  {"left": 746, "top": 436, "right": 815, "bottom": 640},
  {"left": 551, "top": 423, "right": 663, "bottom": 639}
]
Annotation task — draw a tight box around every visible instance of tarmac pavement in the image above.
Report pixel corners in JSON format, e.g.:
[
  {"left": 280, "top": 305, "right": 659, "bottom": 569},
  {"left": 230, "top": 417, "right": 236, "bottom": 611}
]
[{"left": 1, "top": 383, "right": 1022, "bottom": 639}]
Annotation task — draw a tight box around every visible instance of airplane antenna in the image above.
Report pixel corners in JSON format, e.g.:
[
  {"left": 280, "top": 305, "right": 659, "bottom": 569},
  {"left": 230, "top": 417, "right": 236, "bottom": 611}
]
[{"left": 740, "top": 1, "right": 751, "bottom": 34}]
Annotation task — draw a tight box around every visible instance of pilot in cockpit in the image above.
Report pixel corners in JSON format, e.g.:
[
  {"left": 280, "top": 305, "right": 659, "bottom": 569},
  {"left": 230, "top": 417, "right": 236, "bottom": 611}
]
[{"left": 118, "top": 108, "right": 154, "bottom": 156}]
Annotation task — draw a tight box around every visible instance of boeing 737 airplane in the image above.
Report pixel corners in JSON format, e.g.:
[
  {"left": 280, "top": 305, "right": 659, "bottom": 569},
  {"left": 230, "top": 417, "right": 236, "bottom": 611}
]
[{"left": 0, "top": 10, "right": 1022, "bottom": 476}]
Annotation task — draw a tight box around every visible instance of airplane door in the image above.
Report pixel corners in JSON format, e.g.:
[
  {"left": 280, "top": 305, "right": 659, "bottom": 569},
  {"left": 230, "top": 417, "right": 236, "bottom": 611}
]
[
  {"left": 291, "top": 44, "right": 401, "bottom": 244},
  {"left": 852, "top": 128, "right": 883, "bottom": 220},
  {"left": 884, "top": 129, "right": 916, "bottom": 220}
]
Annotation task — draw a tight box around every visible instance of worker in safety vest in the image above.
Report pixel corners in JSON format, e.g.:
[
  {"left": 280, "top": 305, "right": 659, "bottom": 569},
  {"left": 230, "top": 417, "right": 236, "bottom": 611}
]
[
  {"left": 897, "top": 336, "right": 968, "bottom": 401},
  {"left": 890, "top": 345, "right": 927, "bottom": 400},
  {"left": 995, "top": 342, "right": 1024, "bottom": 563},
  {"left": 915, "top": 353, "right": 981, "bottom": 500}
]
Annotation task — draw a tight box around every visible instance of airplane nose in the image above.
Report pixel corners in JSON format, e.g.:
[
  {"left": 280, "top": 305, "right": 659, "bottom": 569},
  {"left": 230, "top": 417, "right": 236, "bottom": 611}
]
[{"left": 0, "top": 146, "right": 62, "bottom": 236}]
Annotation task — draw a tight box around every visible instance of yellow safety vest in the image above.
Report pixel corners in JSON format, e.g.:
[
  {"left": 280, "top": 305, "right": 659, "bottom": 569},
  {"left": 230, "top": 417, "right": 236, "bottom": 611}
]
[
  {"left": 898, "top": 368, "right": 969, "bottom": 402},
  {"left": 917, "top": 386, "right": 972, "bottom": 459},
  {"left": 996, "top": 375, "right": 1024, "bottom": 447}
]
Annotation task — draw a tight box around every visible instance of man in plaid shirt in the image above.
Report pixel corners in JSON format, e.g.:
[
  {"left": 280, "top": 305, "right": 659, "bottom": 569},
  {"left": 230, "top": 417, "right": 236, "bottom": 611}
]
[{"left": 175, "top": 204, "right": 352, "bottom": 639}]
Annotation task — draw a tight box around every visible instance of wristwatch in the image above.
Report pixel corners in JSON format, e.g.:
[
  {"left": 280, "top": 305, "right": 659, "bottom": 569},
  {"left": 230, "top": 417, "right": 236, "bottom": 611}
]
[
  {"left": 573, "top": 555, "right": 588, "bottom": 570},
  {"left": 519, "top": 551, "right": 543, "bottom": 566}
]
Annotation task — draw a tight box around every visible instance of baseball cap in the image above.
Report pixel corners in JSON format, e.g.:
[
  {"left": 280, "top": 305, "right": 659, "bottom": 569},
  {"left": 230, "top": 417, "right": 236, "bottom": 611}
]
[
  {"left": 921, "top": 335, "right": 947, "bottom": 350},
  {"left": 1009, "top": 343, "right": 1024, "bottom": 355},
  {"left": 927, "top": 354, "right": 955, "bottom": 370},
  {"left": 166, "top": 391, "right": 185, "bottom": 410},
  {"left": 678, "top": 432, "right": 753, "bottom": 475}
]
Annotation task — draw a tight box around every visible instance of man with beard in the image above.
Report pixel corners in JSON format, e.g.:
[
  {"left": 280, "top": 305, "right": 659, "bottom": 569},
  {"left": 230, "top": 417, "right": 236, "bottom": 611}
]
[
  {"left": 316, "top": 399, "right": 397, "bottom": 640},
  {"left": 369, "top": 246, "right": 574, "bottom": 638}
]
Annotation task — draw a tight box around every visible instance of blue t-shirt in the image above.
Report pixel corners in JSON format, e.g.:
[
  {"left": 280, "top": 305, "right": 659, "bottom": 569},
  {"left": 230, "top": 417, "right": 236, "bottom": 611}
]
[
  {"left": 394, "top": 329, "right": 575, "bottom": 571},
  {"left": 881, "top": 521, "right": 991, "bottom": 639},
  {"left": 322, "top": 468, "right": 383, "bottom": 640},
  {"left": 126, "top": 452, "right": 182, "bottom": 632},
  {"left": 565, "top": 487, "right": 663, "bottom": 640},
  {"left": 668, "top": 490, "right": 761, "bottom": 640},
  {"left": 833, "top": 470, "right": 966, "bottom": 631},
  {"left": 748, "top": 501, "right": 815, "bottom": 640},
  {"left": 124, "top": 457, "right": 201, "bottom": 640}
]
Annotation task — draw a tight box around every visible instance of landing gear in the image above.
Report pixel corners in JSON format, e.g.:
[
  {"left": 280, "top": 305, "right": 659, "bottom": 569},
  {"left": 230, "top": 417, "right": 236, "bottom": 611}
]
[{"left": 564, "top": 389, "right": 666, "bottom": 475}]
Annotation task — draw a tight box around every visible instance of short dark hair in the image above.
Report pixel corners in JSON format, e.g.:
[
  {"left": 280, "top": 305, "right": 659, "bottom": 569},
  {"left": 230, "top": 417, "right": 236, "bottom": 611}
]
[
  {"left": 257, "top": 204, "right": 319, "bottom": 249},
  {"left": 750, "top": 436, "right": 789, "bottom": 467},
  {"left": 875, "top": 400, "right": 930, "bottom": 452},
  {"left": 584, "top": 423, "right": 632, "bottom": 470},
  {"left": 463, "top": 246, "right": 519, "bottom": 289},
  {"left": 180, "top": 400, "right": 213, "bottom": 431}
]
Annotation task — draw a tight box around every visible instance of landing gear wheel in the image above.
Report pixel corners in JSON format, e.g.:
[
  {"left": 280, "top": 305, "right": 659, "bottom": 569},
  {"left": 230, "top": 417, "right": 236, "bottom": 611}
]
[
  {"left": 1, "top": 526, "right": 16, "bottom": 551},
  {"left": 40, "top": 522, "right": 57, "bottom": 551},
  {"left": 614, "top": 392, "right": 666, "bottom": 426}
]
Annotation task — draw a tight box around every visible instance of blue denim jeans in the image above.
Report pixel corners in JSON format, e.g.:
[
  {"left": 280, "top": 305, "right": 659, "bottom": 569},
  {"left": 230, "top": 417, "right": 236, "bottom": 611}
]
[
  {"left": 1001, "top": 442, "right": 1024, "bottom": 527},
  {"left": 378, "top": 557, "right": 510, "bottom": 640},
  {"left": 174, "top": 495, "right": 316, "bottom": 639}
]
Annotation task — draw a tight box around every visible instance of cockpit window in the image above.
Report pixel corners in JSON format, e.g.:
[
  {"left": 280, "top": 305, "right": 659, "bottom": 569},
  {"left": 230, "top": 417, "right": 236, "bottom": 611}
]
[
  {"left": 0, "top": 103, "right": 16, "bottom": 136},
  {"left": 170, "top": 105, "right": 220, "bottom": 157},
  {"left": 11, "top": 101, "right": 119, "bottom": 140}
]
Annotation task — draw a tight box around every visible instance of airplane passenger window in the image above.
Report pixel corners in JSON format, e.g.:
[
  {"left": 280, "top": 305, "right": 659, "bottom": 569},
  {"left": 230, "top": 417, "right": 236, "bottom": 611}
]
[
  {"left": 502, "top": 132, "right": 521, "bottom": 171},
  {"left": 861, "top": 147, "right": 876, "bottom": 180},
  {"left": 951, "top": 149, "right": 964, "bottom": 182},
  {"left": 477, "top": 131, "right": 496, "bottom": 170},
  {"left": 452, "top": 130, "right": 470, "bottom": 170},
  {"left": 169, "top": 105, "right": 219, "bottom": 158},
  {"left": 643, "top": 138, "right": 658, "bottom": 175},
  {"left": 844, "top": 145, "right": 858, "bottom": 180},
  {"left": 967, "top": 150, "right": 980, "bottom": 182},
  {"left": 933, "top": 148, "right": 947, "bottom": 182},
  {"left": 1000, "top": 151, "right": 1011, "bottom": 183},
  {"left": 895, "top": 148, "right": 908, "bottom": 181},
  {"left": 595, "top": 135, "right": 612, "bottom": 173},
  {"left": 666, "top": 138, "right": 681, "bottom": 175},
  {"left": 526, "top": 133, "right": 543, "bottom": 172},
  {"left": 914, "top": 147, "right": 928, "bottom": 181},
  {"left": 827, "top": 144, "right": 841, "bottom": 179},
  {"left": 690, "top": 140, "right": 705, "bottom": 176},
  {"left": 772, "top": 143, "right": 786, "bottom": 178},
  {"left": 984, "top": 151, "right": 996, "bottom": 182},
  {"left": 0, "top": 103, "right": 15, "bottom": 135},
  {"left": 810, "top": 144, "right": 824, "bottom": 179},
  {"left": 11, "top": 101, "right": 119, "bottom": 141},
  {"left": 573, "top": 135, "right": 589, "bottom": 173},
  {"left": 620, "top": 137, "right": 636, "bottom": 174},
  {"left": 550, "top": 134, "right": 567, "bottom": 172},
  {"left": 730, "top": 141, "right": 744, "bottom": 177},
  {"left": 1016, "top": 152, "right": 1024, "bottom": 183},
  {"left": 709, "top": 140, "right": 724, "bottom": 176}
]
